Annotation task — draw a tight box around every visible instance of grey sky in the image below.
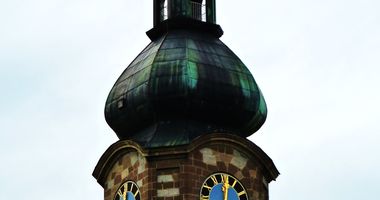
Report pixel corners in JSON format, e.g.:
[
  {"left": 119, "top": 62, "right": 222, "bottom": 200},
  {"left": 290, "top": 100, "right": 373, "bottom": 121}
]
[{"left": 0, "top": 0, "right": 379, "bottom": 199}]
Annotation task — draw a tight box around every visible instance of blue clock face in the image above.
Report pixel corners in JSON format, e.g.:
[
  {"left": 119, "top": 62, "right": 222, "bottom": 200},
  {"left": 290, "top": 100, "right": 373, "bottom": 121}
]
[
  {"left": 114, "top": 181, "right": 141, "bottom": 200},
  {"left": 200, "top": 173, "right": 248, "bottom": 200}
]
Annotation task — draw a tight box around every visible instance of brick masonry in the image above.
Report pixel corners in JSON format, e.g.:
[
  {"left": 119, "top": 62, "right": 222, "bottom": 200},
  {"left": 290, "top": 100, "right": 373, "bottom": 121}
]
[
  {"left": 94, "top": 134, "right": 279, "bottom": 200},
  {"left": 103, "top": 151, "right": 149, "bottom": 200}
]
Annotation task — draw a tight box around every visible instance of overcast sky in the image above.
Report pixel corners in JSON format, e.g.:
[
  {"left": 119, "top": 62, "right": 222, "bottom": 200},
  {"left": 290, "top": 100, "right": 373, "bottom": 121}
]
[{"left": 1, "top": 0, "right": 379, "bottom": 199}]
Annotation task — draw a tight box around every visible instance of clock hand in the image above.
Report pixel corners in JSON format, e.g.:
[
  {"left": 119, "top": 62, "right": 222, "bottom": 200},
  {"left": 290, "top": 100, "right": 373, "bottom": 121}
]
[
  {"left": 222, "top": 174, "right": 229, "bottom": 200},
  {"left": 123, "top": 187, "right": 127, "bottom": 200},
  {"left": 223, "top": 182, "right": 230, "bottom": 200}
]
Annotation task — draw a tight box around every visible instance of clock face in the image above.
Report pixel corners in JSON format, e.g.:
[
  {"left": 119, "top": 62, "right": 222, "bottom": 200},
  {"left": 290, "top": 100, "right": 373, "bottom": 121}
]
[
  {"left": 114, "top": 181, "right": 141, "bottom": 200},
  {"left": 200, "top": 173, "right": 248, "bottom": 200}
]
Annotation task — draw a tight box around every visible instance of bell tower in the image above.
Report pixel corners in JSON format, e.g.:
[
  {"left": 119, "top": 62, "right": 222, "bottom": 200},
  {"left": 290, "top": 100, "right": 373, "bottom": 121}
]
[{"left": 93, "top": 1, "right": 279, "bottom": 200}]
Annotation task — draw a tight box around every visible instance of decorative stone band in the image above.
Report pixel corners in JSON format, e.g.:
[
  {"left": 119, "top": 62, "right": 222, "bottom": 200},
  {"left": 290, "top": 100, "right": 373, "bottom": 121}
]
[
  {"left": 93, "top": 133, "right": 279, "bottom": 200},
  {"left": 94, "top": 134, "right": 279, "bottom": 186}
]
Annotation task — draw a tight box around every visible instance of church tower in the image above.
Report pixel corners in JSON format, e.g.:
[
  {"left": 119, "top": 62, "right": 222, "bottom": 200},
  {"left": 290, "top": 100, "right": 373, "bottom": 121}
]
[{"left": 93, "top": 1, "right": 279, "bottom": 199}]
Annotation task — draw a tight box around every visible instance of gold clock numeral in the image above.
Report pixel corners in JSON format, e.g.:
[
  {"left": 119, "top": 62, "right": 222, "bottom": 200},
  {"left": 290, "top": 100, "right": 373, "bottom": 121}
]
[
  {"left": 203, "top": 184, "right": 212, "bottom": 190},
  {"left": 238, "top": 190, "right": 247, "bottom": 196},
  {"left": 134, "top": 191, "right": 139, "bottom": 197},
  {"left": 231, "top": 179, "right": 237, "bottom": 187},
  {"left": 117, "top": 190, "right": 123, "bottom": 196},
  {"left": 201, "top": 195, "right": 209, "bottom": 200},
  {"left": 210, "top": 175, "right": 218, "bottom": 185},
  {"left": 222, "top": 174, "right": 229, "bottom": 184}
]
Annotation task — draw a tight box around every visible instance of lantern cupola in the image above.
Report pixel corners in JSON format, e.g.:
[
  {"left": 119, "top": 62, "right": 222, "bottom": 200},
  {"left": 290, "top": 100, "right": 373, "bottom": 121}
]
[{"left": 154, "top": 0, "right": 216, "bottom": 25}]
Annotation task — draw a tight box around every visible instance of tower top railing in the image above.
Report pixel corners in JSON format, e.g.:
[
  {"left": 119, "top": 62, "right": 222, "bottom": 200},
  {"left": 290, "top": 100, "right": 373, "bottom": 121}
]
[
  {"left": 154, "top": 0, "right": 216, "bottom": 26},
  {"left": 190, "top": 1, "right": 206, "bottom": 22}
]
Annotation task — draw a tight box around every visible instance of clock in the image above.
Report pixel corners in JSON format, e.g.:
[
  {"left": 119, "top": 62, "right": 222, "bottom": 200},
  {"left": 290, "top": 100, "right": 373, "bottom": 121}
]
[
  {"left": 114, "top": 181, "right": 141, "bottom": 200},
  {"left": 200, "top": 172, "right": 248, "bottom": 200}
]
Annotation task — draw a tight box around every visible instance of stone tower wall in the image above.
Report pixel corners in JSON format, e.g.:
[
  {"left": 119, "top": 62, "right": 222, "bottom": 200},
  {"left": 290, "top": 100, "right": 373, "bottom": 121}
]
[
  {"left": 99, "top": 135, "right": 275, "bottom": 200},
  {"left": 103, "top": 151, "right": 150, "bottom": 200}
]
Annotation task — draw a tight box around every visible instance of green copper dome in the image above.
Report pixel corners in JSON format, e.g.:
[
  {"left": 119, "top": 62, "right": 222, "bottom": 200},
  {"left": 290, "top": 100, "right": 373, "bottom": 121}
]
[
  {"left": 105, "top": 1, "right": 267, "bottom": 148},
  {"left": 105, "top": 30, "right": 267, "bottom": 147}
]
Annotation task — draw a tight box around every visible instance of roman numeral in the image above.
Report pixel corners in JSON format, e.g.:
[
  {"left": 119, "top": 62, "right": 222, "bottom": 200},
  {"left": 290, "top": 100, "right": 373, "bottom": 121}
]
[
  {"left": 203, "top": 184, "right": 212, "bottom": 190},
  {"left": 231, "top": 179, "right": 237, "bottom": 187},
  {"left": 222, "top": 174, "right": 229, "bottom": 184},
  {"left": 210, "top": 175, "right": 218, "bottom": 185},
  {"left": 124, "top": 191, "right": 127, "bottom": 198},
  {"left": 238, "top": 191, "right": 246, "bottom": 196}
]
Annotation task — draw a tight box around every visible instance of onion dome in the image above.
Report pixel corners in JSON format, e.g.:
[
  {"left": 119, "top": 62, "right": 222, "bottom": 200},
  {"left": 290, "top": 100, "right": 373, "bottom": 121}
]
[{"left": 105, "top": 0, "right": 267, "bottom": 147}]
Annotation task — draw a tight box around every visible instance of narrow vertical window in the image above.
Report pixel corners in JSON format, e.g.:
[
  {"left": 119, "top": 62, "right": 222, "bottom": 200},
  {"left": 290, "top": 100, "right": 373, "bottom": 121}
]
[
  {"left": 164, "top": 0, "right": 168, "bottom": 20},
  {"left": 160, "top": 0, "right": 168, "bottom": 21},
  {"left": 201, "top": 1, "right": 206, "bottom": 21}
]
